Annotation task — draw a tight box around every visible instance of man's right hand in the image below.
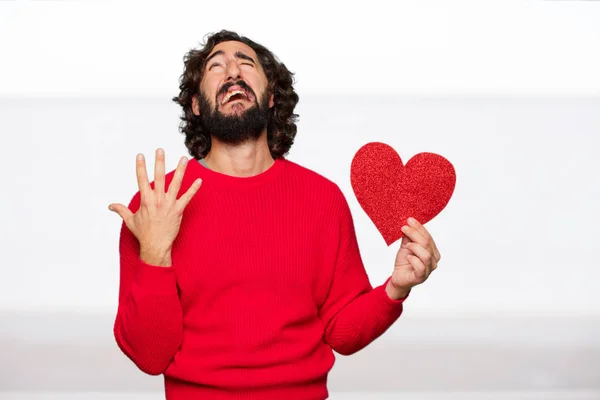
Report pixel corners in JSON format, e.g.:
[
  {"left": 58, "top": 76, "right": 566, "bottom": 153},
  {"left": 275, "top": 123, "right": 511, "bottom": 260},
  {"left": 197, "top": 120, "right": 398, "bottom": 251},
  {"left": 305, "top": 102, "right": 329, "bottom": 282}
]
[{"left": 108, "top": 148, "right": 202, "bottom": 267}]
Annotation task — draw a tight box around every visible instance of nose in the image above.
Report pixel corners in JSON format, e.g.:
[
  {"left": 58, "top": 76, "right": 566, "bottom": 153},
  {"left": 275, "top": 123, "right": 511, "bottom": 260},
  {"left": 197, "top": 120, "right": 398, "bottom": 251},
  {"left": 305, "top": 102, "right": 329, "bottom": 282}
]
[{"left": 224, "top": 60, "right": 242, "bottom": 82}]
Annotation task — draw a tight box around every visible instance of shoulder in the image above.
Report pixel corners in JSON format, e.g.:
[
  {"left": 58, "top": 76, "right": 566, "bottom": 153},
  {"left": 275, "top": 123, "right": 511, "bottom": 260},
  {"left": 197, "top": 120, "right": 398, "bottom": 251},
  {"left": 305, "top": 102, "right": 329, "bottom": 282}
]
[
  {"left": 285, "top": 159, "right": 340, "bottom": 192},
  {"left": 282, "top": 158, "right": 349, "bottom": 209}
]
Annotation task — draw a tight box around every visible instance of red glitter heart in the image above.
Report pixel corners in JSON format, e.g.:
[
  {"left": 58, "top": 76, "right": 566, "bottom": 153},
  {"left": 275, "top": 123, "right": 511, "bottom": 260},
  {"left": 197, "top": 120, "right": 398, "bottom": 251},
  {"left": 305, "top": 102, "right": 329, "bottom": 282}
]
[{"left": 350, "top": 142, "right": 456, "bottom": 246}]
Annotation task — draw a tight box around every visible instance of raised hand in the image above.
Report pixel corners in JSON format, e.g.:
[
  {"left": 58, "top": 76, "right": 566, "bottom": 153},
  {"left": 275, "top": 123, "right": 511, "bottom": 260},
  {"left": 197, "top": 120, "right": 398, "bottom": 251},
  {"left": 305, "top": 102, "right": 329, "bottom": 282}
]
[{"left": 108, "top": 148, "right": 202, "bottom": 266}]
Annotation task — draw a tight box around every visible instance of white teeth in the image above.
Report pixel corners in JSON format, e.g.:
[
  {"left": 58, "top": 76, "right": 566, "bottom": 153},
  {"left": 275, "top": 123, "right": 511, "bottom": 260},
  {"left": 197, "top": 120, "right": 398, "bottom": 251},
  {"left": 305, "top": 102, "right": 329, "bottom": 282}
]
[{"left": 221, "top": 90, "right": 247, "bottom": 105}]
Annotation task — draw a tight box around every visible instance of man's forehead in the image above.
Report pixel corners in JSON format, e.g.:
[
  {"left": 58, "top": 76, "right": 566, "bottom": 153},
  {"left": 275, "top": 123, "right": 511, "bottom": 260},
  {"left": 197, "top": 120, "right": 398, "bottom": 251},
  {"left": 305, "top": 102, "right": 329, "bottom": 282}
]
[{"left": 207, "top": 40, "right": 257, "bottom": 59}]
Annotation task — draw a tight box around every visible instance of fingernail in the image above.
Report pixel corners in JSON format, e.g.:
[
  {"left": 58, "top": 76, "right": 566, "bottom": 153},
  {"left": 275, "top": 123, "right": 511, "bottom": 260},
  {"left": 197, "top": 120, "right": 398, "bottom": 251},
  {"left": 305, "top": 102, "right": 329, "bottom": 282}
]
[
  {"left": 137, "top": 153, "right": 143, "bottom": 161},
  {"left": 401, "top": 225, "right": 408, "bottom": 232},
  {"left": 408, "top": 217, "right": 415, "bottom": 225}
]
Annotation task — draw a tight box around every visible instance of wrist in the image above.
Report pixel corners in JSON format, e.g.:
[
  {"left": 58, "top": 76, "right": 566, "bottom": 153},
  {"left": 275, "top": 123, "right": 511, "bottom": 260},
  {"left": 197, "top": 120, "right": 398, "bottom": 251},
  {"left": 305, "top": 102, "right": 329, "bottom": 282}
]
[
  {"left": 140, "top": 249, "right": 172, "bottom": 267},
  {"left": 385, "top": 280, "right": 411, "bottom": 300}
]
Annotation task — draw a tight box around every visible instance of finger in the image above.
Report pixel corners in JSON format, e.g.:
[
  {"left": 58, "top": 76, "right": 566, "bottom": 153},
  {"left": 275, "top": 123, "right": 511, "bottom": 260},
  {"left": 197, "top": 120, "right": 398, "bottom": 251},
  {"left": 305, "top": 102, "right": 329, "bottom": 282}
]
[
  {"left": 176, "top": 178, "right": 202, "bottom": 211},
  {"left": 136, "top": 154, "right": 152, "bottom": 203},
  {"left": 399, "top": 233, "right": 413, "bottom": 249},
  {"left": 407, "top": 217, "right": 433, "bottom": 241},
  {"left": 108, "top": 203, "right": 133, "bottom": 222},
  {"left": 154, "top": 148, "right": 166, "bottom": 197},
  {"left": 167, "top": 156, "right": 188, "bottom": 201},
  {"left": 401, "top": 224, "right": 429, "bottom": 250},
  {"left": 407, "top": 254, "right": 427, "bottom": 281},
  {"left": 431, "top": 240, "right": 441, "bottom": 263},
  {"left": 405, "top": 242, "right": 433, "bottom": 270},
  {"left": 407, "top": 217, "right": 441, "bottom": 262}
]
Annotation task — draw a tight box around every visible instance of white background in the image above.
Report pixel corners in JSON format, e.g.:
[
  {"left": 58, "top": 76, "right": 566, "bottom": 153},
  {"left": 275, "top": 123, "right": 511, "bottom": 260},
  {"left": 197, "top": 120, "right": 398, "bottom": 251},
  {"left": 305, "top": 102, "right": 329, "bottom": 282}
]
[
  {"left": 1, "top": 0, "right": 600, "bottom": 97},
  {"left": 1, "top": 0, "right": 599, "bottom": 317}
]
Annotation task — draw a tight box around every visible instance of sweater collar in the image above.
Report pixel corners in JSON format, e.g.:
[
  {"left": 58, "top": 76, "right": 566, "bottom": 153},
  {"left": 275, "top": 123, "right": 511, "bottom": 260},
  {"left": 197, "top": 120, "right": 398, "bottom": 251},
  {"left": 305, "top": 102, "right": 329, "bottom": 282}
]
[{"left": 188, "top": 156, "right": 286, "bottom": 190}]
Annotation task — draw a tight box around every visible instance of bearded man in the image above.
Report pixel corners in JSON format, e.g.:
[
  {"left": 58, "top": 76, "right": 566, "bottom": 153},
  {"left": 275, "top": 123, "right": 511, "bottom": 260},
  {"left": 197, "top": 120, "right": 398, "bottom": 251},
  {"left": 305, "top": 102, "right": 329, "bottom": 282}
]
[{"left": 108, "top": 30, "right": 441, "bottom": 400}]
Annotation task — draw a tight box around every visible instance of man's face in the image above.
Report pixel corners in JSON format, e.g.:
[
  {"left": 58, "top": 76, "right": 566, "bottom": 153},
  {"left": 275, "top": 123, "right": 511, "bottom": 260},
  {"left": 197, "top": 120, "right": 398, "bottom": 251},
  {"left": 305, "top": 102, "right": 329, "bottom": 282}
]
[{"left": 194, "top": 41, "right": 274, "bottom": 145}]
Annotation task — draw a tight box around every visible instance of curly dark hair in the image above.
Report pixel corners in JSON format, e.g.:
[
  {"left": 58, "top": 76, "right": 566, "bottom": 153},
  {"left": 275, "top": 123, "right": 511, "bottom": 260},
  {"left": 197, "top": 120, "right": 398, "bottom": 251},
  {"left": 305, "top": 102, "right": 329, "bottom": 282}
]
[{"left": 172, "top": 30, "right": 299, "bottom": 160}]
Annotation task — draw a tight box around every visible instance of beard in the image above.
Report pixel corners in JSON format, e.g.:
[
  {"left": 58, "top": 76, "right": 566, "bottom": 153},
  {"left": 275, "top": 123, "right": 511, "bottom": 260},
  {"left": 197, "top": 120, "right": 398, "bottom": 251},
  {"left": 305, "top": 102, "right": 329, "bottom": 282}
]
[{"left": 198, "top": 85, "right": 271, "bottom": 146}]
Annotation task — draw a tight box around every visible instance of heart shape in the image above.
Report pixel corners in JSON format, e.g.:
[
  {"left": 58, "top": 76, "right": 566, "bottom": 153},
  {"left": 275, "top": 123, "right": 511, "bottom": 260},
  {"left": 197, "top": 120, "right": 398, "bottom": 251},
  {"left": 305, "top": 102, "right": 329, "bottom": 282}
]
[{"left": 350, "top": 142, "right": 456, "bottom": 246}]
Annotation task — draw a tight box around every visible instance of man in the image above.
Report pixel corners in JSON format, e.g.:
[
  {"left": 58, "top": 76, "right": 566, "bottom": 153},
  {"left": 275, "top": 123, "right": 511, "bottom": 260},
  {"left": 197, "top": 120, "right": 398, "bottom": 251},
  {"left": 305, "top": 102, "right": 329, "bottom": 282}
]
[{"left": 108, "top": 30, "right": 440, "bottom": 400}]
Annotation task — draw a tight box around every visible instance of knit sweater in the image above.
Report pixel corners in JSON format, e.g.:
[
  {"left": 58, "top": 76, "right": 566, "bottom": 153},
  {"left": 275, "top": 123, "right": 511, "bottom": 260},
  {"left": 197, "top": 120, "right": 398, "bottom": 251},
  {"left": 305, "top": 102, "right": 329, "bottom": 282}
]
[{"left": 113, "top": 157, "right": 408, "bottom": 400}]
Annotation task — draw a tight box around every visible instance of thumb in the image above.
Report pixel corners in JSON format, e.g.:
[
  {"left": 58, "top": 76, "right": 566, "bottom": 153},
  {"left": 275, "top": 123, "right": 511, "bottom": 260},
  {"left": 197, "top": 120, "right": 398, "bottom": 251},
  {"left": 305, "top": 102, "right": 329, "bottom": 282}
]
[
  {"left": 400, "top": 233, "right": 412, "bottom": 248},
  {"left": 108, "top": 203, "right": 131, "bottom": 221},
  {"left": 395, "top": 235, "right": 413, "bottom": 266}
]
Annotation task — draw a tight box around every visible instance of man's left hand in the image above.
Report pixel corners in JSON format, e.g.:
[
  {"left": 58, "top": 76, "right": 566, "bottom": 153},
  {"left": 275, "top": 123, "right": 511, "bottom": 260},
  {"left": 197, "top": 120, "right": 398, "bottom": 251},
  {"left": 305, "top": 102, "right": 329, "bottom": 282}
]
[{"left": 386, "top": 217, "right": 441, "bottom": 300}]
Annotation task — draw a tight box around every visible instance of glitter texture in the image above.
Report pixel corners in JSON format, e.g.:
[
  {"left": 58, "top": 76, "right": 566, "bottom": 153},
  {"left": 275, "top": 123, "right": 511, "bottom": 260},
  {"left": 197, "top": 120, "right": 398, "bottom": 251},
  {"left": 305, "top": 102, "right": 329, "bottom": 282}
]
[{"left": 350, "top": 142, "right": 456, "bottom": 246}]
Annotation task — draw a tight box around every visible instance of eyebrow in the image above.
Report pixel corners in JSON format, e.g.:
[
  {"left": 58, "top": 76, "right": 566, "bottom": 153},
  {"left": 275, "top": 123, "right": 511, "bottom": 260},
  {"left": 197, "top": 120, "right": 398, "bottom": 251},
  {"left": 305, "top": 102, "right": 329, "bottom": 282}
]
[
  {"left": 205, "top": 50, "right": 256, "bottom": 66},
  {"left": 234, "top": 51, "right": 256, "bottom": 64}
]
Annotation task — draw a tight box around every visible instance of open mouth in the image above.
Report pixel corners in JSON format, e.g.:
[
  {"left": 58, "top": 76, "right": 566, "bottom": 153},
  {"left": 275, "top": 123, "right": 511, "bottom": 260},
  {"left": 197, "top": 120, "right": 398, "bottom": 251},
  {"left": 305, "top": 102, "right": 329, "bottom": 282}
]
[{"left": 220, "top": 88, "right": 254, "bottom": 106}]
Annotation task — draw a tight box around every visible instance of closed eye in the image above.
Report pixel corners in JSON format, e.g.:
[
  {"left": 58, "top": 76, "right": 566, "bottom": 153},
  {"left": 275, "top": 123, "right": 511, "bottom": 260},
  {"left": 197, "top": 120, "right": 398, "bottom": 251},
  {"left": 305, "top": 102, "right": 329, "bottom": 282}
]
[{"left": 208, "top": 62, "right": 252, "bottom": 70}]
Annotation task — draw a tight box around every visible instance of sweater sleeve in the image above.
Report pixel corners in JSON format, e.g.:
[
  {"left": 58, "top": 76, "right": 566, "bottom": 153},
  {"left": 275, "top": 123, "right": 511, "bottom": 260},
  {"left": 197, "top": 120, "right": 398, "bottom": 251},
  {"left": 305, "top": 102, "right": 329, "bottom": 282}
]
[
  {"left": 113, "top": 194, "right": 183, "bottom": 375},
  {"left": 318, "top": 187, "right": 409, "bottom": 356}
]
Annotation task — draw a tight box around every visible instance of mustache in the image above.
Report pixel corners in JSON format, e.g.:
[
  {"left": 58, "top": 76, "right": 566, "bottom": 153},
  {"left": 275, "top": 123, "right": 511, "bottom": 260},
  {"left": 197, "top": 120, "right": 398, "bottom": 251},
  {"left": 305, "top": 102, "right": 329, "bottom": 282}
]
[{"left": 217, "top": 80, "right": 256, "bottom": 100}]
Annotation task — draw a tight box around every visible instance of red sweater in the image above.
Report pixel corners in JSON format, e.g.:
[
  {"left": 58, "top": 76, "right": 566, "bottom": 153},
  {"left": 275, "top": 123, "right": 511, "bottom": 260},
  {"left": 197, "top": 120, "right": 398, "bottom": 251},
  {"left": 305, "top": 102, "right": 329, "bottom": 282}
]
[{"left": 113, "top": 157, "right": 408, "bottom": 400}]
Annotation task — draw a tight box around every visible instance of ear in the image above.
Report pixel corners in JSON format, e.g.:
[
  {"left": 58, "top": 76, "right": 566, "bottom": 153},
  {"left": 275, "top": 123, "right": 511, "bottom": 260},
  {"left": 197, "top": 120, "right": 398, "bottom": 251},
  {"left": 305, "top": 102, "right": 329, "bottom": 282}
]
[
  {"left": 269, "top": 93, "right": 275, "bottom": 109},
  {"left": 192, "top": 95, "right": 201, "bottom": 116}
]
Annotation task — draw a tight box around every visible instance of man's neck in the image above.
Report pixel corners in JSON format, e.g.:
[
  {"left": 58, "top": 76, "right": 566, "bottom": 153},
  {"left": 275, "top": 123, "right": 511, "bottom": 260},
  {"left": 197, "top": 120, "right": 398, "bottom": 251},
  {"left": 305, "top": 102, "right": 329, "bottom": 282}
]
[{"left": 204, "top": 135, "right": 274, "bottom": 177}]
